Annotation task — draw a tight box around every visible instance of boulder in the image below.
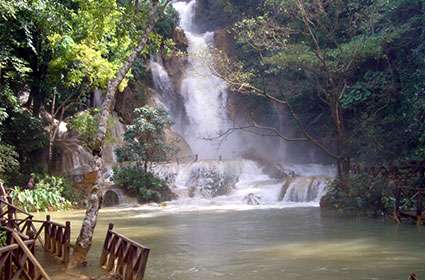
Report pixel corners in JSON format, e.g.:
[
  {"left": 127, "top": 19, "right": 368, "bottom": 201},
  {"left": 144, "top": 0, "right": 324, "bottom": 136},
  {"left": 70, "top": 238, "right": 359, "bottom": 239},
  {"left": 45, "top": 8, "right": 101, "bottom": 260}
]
[
  {"left": 244, "top": 193, "right": 261, "bottom": 205},
  {"left": 186, "top": 166, "right": 238, "bottom": 198}
]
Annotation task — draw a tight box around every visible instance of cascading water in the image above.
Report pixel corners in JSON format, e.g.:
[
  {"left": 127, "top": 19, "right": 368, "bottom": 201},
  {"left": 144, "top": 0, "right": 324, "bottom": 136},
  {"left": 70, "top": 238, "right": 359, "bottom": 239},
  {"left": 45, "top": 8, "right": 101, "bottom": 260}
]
[
  {"left": 171, "top": 0, "right": 241, "bottom": 159},
  {"left": 151, "top": 159, "right": 332, "bottom": 209},
  {"left": 146, "top": 0, "right": 335, "bottom": 209}
]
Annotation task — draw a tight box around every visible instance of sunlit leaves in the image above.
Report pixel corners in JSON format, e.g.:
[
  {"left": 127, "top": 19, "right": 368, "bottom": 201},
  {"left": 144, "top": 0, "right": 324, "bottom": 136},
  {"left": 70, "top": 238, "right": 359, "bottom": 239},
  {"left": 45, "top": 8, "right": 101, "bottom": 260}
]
[{"left": 47, "top": 0, "right": 136, "bottom": 90}]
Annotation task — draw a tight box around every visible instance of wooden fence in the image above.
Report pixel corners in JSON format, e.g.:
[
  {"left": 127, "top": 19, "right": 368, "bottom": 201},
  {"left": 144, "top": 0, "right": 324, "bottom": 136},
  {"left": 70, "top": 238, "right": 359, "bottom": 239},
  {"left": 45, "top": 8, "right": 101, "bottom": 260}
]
[
  {"left": 100, "top": 224, "right": 150, "bottom": 280},
  {"left": 0, "top": 227, "right": 50, "bottom": 280},
  {"left": 394, "top": 187, "right": 425, "bottom": 225},
  {"left": 0, "top": 189, "right": 71, "bottom": 279},
  {"left": 44, "top": 215, "right": 71, "bottom": 264},
  {"left": 0, "top": 197, "right": 72, "bottom": 265}
]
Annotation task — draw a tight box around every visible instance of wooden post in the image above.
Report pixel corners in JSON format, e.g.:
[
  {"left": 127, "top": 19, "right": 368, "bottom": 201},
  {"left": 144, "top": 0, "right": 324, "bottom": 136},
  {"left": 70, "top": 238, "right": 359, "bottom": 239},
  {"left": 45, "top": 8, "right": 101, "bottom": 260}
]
[
  {"left": 45, "top": 215, "right": 51, "bottom": 251},
  {"left": 6, "top": 205, "right": 14, "bottom": 244},
  {"left": 63, "top": 221, "right": 71, "bottom": 265},
  {"left": 51, "top": 225, "right": 57, "bottom": 254},
  {"left": 28, "top": 231, "right": 36, "bottom": 279},
  {"left": 137, "top": 248, "right": 150, "bottom": 280},
  {"left": 4, "top": 243, "right": 12, "bottom": 279},
  {"left": 56, "top": 227, "right": 62, "bottom": 258},
  {"left": 195, "top": 154, "right": 198, "bottom": 161},
  {"left": 394, "top": 188, "right": 401, "bottom": 223},
  {"left": 416, "top": 192, "right": 423, "bottom": 225},
  {"left": 0, "top": 199, "right": 3, "bottom": 226},
  {"left": 100, "top": 223, "right": 114, "bottom": 266},
  {"left": 11, "top": 231, "right": 51, "bottom": 280}
]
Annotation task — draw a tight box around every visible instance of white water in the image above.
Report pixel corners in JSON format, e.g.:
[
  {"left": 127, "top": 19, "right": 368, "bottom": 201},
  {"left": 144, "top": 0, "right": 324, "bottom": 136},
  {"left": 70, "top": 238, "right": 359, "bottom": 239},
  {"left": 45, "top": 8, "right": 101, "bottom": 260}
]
[
  {"left": 171, "top": 0, "right": 242, "bottom": 159},
  {"left": 145, "top": 0, "right": 335, "bottom": 210},
  {"left": 151, "top": 159, "right": 332, "bottom": 209}
]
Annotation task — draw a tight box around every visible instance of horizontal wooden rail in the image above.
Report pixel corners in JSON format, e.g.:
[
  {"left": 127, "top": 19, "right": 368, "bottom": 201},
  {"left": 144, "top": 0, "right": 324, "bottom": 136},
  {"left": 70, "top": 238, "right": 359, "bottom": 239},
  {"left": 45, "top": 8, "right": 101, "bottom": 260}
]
[
  {"left": 100, "top": 223, "right": 150, "bottom": 280},
  {"left": 0, "top": 226, "right": 51, "bottom": 280},
  {"left": 0, "top": 198, "right": 33, "bottom": 217}
]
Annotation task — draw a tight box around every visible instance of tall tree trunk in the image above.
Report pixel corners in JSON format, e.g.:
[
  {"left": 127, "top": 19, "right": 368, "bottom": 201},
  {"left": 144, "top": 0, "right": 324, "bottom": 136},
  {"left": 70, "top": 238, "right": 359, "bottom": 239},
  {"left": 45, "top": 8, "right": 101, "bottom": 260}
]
[
  {"left": 93, "top": 1, "right": 163, "bottom": 156},
  {"left": 69, "top": 0, "right": 165, "bottom": 268}
]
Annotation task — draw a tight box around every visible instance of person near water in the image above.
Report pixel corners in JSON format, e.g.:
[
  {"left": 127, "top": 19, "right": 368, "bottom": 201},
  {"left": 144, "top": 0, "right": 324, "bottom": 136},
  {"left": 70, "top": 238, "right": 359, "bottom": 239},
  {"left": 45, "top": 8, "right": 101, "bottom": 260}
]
[{"left": 26, "top": 175, "right": 35, "bottom": 190}]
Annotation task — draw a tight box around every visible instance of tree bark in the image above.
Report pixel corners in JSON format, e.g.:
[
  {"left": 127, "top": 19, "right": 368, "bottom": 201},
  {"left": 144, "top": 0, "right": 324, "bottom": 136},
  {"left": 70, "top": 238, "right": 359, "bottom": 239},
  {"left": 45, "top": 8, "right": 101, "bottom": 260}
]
[
  {"left": 68, "top": 188, "right": 102, "bottom": 268},
  {"left": 93, "top": 0, "right": 163, "bottom": 156},
  {"left": 70, "top": 0, "right": 167, "bottom": 267}
]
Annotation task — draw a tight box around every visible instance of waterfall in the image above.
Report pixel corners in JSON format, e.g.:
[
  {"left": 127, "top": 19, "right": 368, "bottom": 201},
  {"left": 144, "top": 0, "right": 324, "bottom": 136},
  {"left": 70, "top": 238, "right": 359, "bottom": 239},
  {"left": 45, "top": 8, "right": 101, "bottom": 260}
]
[
  {"left": 144, "top": 0, "right": 335, "bottom": 208},
  {"left": 282, "top": 177, "right": 328, "bottom": 203},
  {"left": 172, "top": 0, "right": 241, "bottom": 159}
]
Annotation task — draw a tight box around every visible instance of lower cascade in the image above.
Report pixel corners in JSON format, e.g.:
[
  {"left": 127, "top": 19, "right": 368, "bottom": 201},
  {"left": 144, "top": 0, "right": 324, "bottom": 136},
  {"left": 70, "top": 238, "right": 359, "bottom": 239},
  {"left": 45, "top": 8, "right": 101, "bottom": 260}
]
[{"left": 152, "top": 159, "right": 333, "bottom": 208}]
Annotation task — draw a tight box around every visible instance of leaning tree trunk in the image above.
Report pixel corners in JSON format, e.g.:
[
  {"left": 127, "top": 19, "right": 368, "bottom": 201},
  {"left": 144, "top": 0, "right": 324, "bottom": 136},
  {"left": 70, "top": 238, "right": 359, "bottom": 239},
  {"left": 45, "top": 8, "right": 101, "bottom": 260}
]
[{"left": 69, "top": 0, "right": 165, "bottom": 267}]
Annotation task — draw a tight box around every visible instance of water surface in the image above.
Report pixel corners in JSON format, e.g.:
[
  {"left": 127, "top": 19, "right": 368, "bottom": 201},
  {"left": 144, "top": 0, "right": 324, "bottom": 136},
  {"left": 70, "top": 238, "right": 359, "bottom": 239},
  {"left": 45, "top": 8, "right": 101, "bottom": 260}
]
[{"left": 35, "top": 207, "right": 425, "bottom": 280}]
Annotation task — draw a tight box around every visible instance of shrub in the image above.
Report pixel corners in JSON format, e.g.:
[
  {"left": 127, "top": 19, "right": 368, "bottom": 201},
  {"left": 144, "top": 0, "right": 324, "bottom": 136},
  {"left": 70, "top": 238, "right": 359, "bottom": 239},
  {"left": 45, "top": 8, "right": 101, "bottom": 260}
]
[
  {"left": 10, "top": 174, "right": 74, "bottom": 212},
  {"left": 320, "top": 174, "right": 396, "bottom": 216},
  {"left": 113, "top": 166, "right": 175, "bottom": 203}
]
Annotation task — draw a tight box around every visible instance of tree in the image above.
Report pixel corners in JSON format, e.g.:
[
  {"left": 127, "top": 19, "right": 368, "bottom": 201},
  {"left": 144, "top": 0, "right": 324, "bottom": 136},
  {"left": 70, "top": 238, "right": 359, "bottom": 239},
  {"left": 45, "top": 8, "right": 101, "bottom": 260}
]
[
  {"left": 116, "top": 106, "right": 171, "bottom": 172},
  {"left": 71, "top": 0, "right": 173, "bottom": 267},
  {"left": 113, "top": 106, "right": 174, "bottom": 202},
  {"left": 210, "top": 0, "right": 394, "bottom": 183}
]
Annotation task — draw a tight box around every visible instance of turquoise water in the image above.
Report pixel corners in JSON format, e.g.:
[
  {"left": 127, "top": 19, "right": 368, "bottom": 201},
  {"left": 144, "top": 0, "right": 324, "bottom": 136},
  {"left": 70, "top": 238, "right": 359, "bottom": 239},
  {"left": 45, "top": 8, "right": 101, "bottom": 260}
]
[{"left": 38, "top": 207, "right": 425, "bottom": 280}]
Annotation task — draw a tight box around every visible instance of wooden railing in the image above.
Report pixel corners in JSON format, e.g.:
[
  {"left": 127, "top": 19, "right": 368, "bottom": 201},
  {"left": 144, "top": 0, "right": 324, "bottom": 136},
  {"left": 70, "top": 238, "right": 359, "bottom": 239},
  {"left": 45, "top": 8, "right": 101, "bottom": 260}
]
[
  {"left": 394, "top": 187, "right": 425, "bottom": 225},
  {"left": 0, "top": 226, "right": 51, "bottom": 280},
  {"left": 44, "top": 215, "right": 71, "bottom": 264},
  {"left": 0, "top": 188, "right": 72, "bottom": 279},
  {"left": 100, "top": 224, "right": 150, "bottom": 280}
]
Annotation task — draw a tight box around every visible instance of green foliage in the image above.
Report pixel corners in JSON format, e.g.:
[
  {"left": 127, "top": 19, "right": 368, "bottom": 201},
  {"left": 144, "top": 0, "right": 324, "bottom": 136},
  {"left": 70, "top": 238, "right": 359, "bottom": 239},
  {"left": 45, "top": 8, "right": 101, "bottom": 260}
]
[
  {"left": 0, "top": 86, "right": 47, "bottom": 185},
  {"left": 113, "top": 105, "right": 175, "bottom": 203},
  {"left": 68, "top": 108, "right": 118, "bottom": 150},
  {"left": 47, "top": 0, "right": 135, "bottom": 90},
  {"left": 33, "top": 174, "right": 78, "bottom": 203},
  {"left": 230, "top": 0, "right": 425, "bottom": 165},
  {"left": 154, "top": 5, "right": 179, "bottom": 39},
  {"left": 9, "top": 174, "right": 76, "bottom": 212},
  {"left": 115, "top": 106, "right": 172, "bottom": 170},
  {"left": 0, "top": 144, "right": 20, "bottom": 184},
  {"left": 68, "top": 109, "right": 100, "bottom": 150},
  {"left": 321, "top": 174, "right": 396, "bottom": 216},
  {"left": 113, "top": 166, "right": 174, "bottom": 203},
  {"left": 10, "top": 187, "right": 70, "bottom": 212},
  {"left": 194, "top": 0, "right": 262, "bottom": 30},
  {"left": 0, "top": 0, "right": 174, "bottom": 185}
]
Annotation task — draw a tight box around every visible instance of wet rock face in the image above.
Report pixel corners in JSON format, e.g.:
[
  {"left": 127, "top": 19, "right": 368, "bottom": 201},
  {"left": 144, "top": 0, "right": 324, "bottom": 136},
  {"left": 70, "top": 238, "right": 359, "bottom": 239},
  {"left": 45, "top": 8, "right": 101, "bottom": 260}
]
[
  {"left": 173, "top": 27, "right": 188, "bottom": 51},
  {"left": 115, "top": 81, "right": 149, "bottom": 124},
  {"left": 213, "top": 28, "right": 236, "bottom": 57},
  {"left": 162, "top": 52, "right": 188, "bottom": 94},
  {"left": 158, "top": 186, "right": 178, "bottom": 202},
  {"left": 164, "top": 128, "right": 193, "bottom": 160}
]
